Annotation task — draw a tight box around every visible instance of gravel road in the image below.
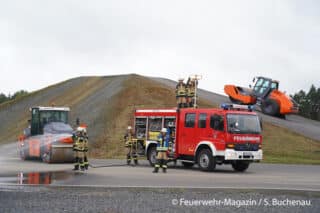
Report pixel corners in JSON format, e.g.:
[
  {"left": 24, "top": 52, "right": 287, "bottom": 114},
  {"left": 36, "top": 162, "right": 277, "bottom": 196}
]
[{"left": 0, "top": 186, "right": 319, "bottom": 213}]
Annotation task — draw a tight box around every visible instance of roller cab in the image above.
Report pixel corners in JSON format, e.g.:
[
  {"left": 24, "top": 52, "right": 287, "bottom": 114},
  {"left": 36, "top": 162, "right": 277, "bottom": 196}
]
[{"left": 18, "top": 106, "right": 74, "bottom": 163}]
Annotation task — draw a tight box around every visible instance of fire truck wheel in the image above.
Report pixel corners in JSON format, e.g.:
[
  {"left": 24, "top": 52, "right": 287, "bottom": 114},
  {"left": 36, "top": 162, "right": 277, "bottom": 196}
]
[
  {"left": 182, "top": 162, "right": 194, "bottom": 168},
  {"left": 232, "top": 161, "right": 250, "bottom": 172},
  {"left": 148, "top": 146, "right": 157, "bottom": 166},
  {"left": 197, "top": 149, "right": 216, "bottom": 171}
]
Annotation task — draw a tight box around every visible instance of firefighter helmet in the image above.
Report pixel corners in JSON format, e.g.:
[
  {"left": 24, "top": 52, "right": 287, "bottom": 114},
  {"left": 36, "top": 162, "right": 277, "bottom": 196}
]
[
  {"left": 161, "top": 128, "right": 167, "bottom": 133},
  {"left": 77, "top": 126, "right": 86, "bottom": 133}
]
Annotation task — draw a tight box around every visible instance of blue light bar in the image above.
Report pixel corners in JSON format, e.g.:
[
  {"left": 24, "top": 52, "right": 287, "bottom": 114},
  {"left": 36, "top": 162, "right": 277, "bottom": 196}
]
[{"left": 220, "top": 103, "right": 255, "bottom": 111}]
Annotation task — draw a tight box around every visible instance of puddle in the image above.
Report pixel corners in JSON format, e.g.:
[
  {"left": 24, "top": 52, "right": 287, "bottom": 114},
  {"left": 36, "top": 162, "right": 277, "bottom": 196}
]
[{"left": 0, "top": 171, "right": 74, "bottom": 185}]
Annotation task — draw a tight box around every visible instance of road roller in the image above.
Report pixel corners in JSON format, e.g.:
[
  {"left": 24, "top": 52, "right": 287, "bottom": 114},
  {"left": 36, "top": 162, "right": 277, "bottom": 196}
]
[
  {"left": 224, "top": 76, "right": 299, "bottom": 118},
  {"left": 18, "top": 106, "right": 75, "bottom": 163}
]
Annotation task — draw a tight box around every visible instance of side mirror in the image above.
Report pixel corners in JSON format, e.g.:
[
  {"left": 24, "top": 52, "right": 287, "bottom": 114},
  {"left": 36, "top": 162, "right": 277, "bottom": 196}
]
[
  {"left": 249, "top": 84, "right": 252, "bottom": 88},
  {"left": 252, "top": 77, "right": 256, "bottom": 82}
]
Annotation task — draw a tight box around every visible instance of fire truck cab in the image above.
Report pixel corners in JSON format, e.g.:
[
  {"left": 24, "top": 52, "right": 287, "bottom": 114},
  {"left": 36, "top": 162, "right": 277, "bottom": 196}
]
[{"left": 134, "top": 104, "right": 263, "bottom": 172}]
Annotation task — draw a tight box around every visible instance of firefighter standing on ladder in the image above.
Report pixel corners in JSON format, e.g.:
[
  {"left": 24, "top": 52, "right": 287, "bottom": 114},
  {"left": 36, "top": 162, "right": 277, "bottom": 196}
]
[
  {"left": 73, "top": 127, "right": 86, "bottom": 171},
  {"left": 153, "top": 128, "right": 169, "bottom": 173},
  {"left": 124, "top": 126, "right": 138, "bottom": 165},
  {"left": 186, "top": 78, "right": 196, "bottom": 108},
  {"left": 176, "top": 79, "right": 187, "bottom": 108}
]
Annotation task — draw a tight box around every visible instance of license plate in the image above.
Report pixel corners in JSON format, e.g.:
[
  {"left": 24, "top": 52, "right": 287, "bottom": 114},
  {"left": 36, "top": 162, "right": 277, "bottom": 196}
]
[{"left": 243, "top": 152, "right": 253, "bottom": 156}]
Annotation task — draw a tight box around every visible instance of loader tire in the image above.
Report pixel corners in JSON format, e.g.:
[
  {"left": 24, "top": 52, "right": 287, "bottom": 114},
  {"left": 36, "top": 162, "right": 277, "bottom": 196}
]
[{"left": 261, "top": 99, "right": 279, "bottom": 116}]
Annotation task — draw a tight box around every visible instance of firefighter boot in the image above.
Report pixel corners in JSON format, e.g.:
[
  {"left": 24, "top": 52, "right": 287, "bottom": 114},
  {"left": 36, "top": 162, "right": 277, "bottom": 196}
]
[
  {"left": 162, "top": 160, "right": 167, "bottom": 173},
  {"left": 134, "top": 158, "right": 138, "bottom": 166},
  {"left": 153, "top": 166, "right": 159, "bottom": 173},
  {"left": 73, "top": 164, "right": 79, "bottom": 171},
  {"left": 84, "top": 156, "right": 89, "bottom": 170},
  {"left": 153, "top": 160, "right": 160, "bottom": 173},
  {"left": 73, "top": 157, "right": 79, "bottom": 171},
  {"left": 127, "top": 155, "right": 131, "bottom": 165},
  {"left": 80, "top": 159, "right": 85, "bottom": 171}
]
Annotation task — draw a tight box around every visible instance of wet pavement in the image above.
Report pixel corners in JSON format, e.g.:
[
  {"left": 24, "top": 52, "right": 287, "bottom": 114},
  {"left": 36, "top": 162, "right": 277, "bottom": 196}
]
[{"left": 0, "top": 159, "right": 319, "bottom": 191}]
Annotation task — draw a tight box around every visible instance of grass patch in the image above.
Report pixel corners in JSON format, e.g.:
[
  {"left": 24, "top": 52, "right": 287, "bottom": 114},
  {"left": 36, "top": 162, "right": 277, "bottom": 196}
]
[{"left": 262, "top": 122, "right": 320, "bottom": 164}]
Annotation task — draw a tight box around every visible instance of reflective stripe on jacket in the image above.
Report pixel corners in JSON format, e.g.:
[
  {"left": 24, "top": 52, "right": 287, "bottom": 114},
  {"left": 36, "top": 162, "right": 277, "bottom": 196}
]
[
  {"left": 176, "top": 84, "right": 186, "bottom": 96},
  {"left": 156, "top": 134, "right": 169, "bottom": 152},
  {"left": 73, "top": 136, "right": 85, "bottom": 151}
]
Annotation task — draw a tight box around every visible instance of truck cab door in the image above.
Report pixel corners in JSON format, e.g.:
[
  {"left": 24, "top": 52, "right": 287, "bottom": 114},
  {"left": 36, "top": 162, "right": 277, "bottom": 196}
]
[
  {"left": 178, "top": 112, "right": 196, "bottom": 155},
  {"left": 210, "top": 114, "right": 226, "bottom": 151}
]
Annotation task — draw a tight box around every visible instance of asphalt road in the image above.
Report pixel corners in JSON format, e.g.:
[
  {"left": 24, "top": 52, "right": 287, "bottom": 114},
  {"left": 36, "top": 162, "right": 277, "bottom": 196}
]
[
  {"left": 0, "top": 156, "right": 319, "bottom": 191},
  {"left": 1, "top": 142, "right": 320, "bottom": 212},
  {"left": 152, "top": 77, "right": 320, "bottom": 141}
]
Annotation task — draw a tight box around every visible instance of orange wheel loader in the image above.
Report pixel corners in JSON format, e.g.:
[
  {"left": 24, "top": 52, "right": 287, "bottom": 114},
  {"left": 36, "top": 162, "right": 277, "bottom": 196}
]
[{"left": 224, "top": 77, "right": 299, "bottom": 118}]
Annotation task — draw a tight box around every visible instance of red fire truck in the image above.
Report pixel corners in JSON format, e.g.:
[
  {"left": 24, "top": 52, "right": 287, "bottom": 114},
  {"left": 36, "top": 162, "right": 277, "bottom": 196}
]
[{"left": 133, "top": 104, "right": 263, "bottom": 172}]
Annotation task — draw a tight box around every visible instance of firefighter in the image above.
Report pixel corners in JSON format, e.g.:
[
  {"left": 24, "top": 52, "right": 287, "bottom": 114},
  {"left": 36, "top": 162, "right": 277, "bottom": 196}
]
[
  {"left": 153, "top": 128, "right": 169, "bottom": 173},
  {"left": 186, "top": 78, "right": 196, "bottom": 108},
  {"left": 176, "top": 78, "right": 187, "bottom": 108},
  {"left": 83, "top": 128, "right": 89, "bottom": 170},
  {"left": 73, "top": 127, "right": 86, "bottom": 171},
  {"left": 124, "top": 126, "right": 138, "bottom": 165}
]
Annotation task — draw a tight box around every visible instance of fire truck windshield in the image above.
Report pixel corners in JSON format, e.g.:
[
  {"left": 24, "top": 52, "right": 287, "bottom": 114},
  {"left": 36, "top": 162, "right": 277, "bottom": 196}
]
[{"left": 227, "top": 114, "right": 261, "bottom": 134}]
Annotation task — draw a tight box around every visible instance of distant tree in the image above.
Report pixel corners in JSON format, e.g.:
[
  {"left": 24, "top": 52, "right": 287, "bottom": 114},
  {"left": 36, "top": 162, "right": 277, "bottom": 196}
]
[
  {"left": 11, "top": 90, "right": 29, "bottom": 99},
  {"left": 0, "top": 90, "right": 29, "bottom": 104},
  {"left": 292, "top": 85, "right": 320, "bottom": 121},
  {"left": 0, "top": 93, "right": 8, "bottom": 104}
]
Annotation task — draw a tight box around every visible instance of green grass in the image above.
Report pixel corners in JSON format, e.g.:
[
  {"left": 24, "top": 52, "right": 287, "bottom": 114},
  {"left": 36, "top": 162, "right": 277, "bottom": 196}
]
[{"left": 262, "top": 122, "right": 320, "bottom": 164}]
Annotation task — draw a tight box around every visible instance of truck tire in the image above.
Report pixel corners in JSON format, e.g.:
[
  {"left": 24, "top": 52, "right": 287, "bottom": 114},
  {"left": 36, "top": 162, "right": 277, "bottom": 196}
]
[
  {"left": 182, "top": 162, "right": 194, "bottom": 168},
  {"left": 232, "top": 161, "right": 250, "bottom": 172},
  {"left": 197, "top": 149, "right": 216, "bottom": 171},
  {"left": 147, "top": 146, "right": 157, "bottom": 166},
  {"left": 261, "top": 99, "right": 279, "bottom": 116}
]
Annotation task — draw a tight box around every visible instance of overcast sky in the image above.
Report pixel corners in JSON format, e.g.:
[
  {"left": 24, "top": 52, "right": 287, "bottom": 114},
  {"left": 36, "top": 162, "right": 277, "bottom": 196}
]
[{"left": 1, "top": 0, "right": 319, "bottom": 96}]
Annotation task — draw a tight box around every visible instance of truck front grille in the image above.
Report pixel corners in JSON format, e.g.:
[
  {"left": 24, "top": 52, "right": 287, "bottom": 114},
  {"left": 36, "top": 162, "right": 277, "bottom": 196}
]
[{"left": 234, "top": 143, "right": 259, "bottom": 151}]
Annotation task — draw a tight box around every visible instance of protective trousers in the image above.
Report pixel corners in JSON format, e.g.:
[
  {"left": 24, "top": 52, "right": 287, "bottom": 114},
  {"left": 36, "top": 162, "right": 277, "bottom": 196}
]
[
  {"left": 126, "top": 142, "right": 138, "bottom": 165},
  {"left": 154, "top": 151, "right": 168, "bottom": 173},
  {"left": 83, "top": 139, "right": 89, "bottom": 170}
]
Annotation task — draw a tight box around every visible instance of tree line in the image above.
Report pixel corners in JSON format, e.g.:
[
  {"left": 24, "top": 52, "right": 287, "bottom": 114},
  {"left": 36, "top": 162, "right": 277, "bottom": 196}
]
[
  {"left": 291, "top": 85, "right": 320, "bottom": 121},
  {"left": 0, "top": 90, "right": 29, "bottom": 104}
]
